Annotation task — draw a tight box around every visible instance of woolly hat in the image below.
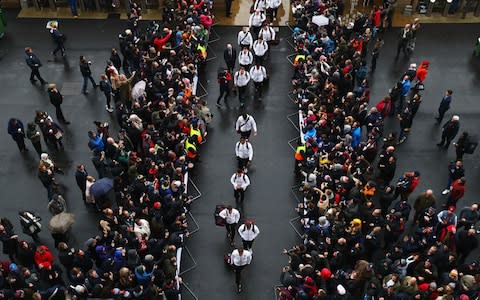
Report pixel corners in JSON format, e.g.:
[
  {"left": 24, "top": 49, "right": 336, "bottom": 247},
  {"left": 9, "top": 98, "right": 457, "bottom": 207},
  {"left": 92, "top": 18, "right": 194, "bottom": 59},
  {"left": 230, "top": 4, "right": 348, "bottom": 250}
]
[
  {"left": 304, "top": 276, "right": 314, "bottom": 284},
  {"left": 337, "top": 284, "right": 346, "bottom": 295},
  {"left": 459, "top": 295, "right": 469, "bottom": 300},
  {"left": 452, "top": 115, "right": 460, "bottom": 121},
  {"left": 144, "top": 254, "right": 154, "bottom": 262}
]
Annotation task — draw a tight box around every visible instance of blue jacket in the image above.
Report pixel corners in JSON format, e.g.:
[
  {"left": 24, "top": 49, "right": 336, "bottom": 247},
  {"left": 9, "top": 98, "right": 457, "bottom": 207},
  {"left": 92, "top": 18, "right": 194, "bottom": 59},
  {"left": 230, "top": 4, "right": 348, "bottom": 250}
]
[
  {"left": 401, "top": 80, "right": 411, "bottom": 96},
  {"left": 25, "top": 53, "right": 41, "bottom": 69},
  {"left": 439, "top": 95, "right": 452, "bottom": 111},
  {"left": 352, "top": 127, "right": 362, "bottom": 148},
  {"left": 88, "top": 135, "right": 105, "bottom": 151},
  {"left": 7, "top": 118, "right": 25, "bottom": 140}
]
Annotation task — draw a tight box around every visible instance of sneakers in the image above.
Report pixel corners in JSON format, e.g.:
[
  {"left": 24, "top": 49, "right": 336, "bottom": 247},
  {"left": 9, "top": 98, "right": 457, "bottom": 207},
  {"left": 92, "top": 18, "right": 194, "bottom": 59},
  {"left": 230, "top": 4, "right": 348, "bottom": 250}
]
[
  {"left": 237, "top": 284, "right": 242, "bottom": 293},
  {"left": 442, "top": 189, "right": 450, "bottom": 195},
  {"left": 216, "top": 102, "right": 222, "bottom": 107},
  {"left": 106, "top": 106, "right": 114, "bottom": 113}
]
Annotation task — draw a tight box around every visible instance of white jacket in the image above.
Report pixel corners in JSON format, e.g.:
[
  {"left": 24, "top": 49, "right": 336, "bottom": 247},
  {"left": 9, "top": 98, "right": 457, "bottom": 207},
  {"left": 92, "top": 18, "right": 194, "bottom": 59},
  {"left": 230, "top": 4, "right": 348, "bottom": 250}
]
[
  {"left": 238, "top": 224, "right": 260, "bottom": 241},
  {"left": 254, "top": 0, "right": 266, "bottom": 11},
  {"left": 235, "top": 114, "right": 258, "bottom": 133},
  {"left": 249, "top": 12, "right": 266, "bottom": 28},
  {"left": 249, "top": 66, "right": 267, "bottom": 82},
  {"left": 235, "top": 141, "right": 253, "bottom": 160},
  {"left": 234, "top": 71, "right": 251, "bottom": 87},
  {"left": 266, "top": 0, "right": 281, "bottom": 8},
  {"left": 259, "top": 27, "right": 276, "bottom": 41},
  {"left": 238, "top": 31, "right": 253, "bottom": 48},
  {"left": 134, "top": 219, "right": 151, "bottom": 238},
  {"left": 231, "top": 249, "right": 252, "bottom": 266},
  {"left": 219, "top": 208, "right": 241, "bottom": 224},
  {"left": 253, "top": 40, "right": 269, "bottom": 56},
  {"left": 238, "top": 50, "right": 254, "bottom": 66},
  {"left": 230, "top": 173, "right": 251, "bottom": 190}
]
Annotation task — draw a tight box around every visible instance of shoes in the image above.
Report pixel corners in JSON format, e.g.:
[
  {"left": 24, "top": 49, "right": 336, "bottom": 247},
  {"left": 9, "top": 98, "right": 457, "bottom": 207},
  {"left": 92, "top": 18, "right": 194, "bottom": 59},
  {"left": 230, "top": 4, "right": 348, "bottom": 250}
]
[
  {"left": 51, "top": 51, "right": 56, "bottom": 56},
  {"left": 64, "top": 121, "right": 71, "bottom": 125},
  {"left": 436, "top": 143, "right": 442, "bottom": 147},
  {"left": 30, "top": 79, "right": 37, "bottom": 83},
  {"left": 106, "top": 106, "right": 114, "bottom": 113},
  {"left": 237, "top": 284, "right": 242, "bottom": 293},
  {"left": 41, "top": 81, "right": 48, "bottom": 85},
  {"left": 83, "top": 91, "right": 89, "bottom": 95},
  {"left": 216, "top": 102, "right": 222, "bottom": 107},
  {"left": 398, "top": 137, "right": 407, "bottom": 144},
  {"left": 62, "top": 52, "right": 66, "bottom": 57},
  {"left": 442, "top": 189, "right": 450, "bottom": 195}
]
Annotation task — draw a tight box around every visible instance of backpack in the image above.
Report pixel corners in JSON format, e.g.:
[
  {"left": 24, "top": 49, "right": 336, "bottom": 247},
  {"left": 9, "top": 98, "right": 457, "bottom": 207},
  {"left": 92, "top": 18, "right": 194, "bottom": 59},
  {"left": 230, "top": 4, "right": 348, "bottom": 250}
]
[
  {"left": 464, "top": 141, "right": 478, "bottom": 154},
  {"left": 48, "top": 194, "right": 67, "bottom": 215}
]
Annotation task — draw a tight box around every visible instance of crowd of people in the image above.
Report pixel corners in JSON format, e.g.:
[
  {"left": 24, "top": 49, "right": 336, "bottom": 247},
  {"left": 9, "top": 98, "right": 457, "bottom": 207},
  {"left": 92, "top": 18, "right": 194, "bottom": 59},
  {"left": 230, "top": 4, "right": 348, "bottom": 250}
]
[
  {"left": 2, "top": 1, "right": 220, "bottom": 298},
  {"left": 277, "top": 1, "right": 479, "bottom": 300}
]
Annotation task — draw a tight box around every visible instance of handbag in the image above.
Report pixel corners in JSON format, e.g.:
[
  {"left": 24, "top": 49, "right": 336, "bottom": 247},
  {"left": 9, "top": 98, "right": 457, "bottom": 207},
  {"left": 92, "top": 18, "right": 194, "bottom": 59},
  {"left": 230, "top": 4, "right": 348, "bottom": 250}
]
[
  {"left": 214, "top": 204, "right": 227, "bottom": 226},
  {"left": 54, "top": 131, "right": 63, "bottom": 139}
]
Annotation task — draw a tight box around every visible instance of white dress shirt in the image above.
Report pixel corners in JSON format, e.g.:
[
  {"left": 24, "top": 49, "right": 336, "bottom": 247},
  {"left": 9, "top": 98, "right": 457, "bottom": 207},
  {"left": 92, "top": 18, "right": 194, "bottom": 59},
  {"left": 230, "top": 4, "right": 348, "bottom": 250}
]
[
  {"left": 237, "top": 31, "right": 253, "bottom": 48},
  {"left": 235, "top": 114, "right": 258, "bottom": 133},
  {"left": 254, "top": 0, "right": 266, "bottom": 11},
  {"left": 230, "top": 173, "right": 251, "bottom": 190},
  {"left": 238, "top": 224, "right": 260, "bottom": 241},
  {"left": 259, "top": 27, "right": 275, "bottom": 41},
  {"left": 266, "top": 0, "right": 281, "bottom": 9},
  {"left": 219, "top": 208, "right": 241, "bottom": 224},
  {"left": 235, "top": 141, "right": 254, "bottom": 160},
  {"left": 231, "top": 249, "right": 252, "bottom": 266},
  {"left": 253, "top": 40, "right": 268, "bottom": 56},
  {"left": 249, "top": 66, "right": 267, "bottom": 82},
  {"left": 249, "top": 12, "right": 266, "bottom": 28},
  {"left": 234, "top": 71, "right": 251, "bottom": 87},
  {"left": 238, "top": 50, "right": 254, "bottom": 66}
]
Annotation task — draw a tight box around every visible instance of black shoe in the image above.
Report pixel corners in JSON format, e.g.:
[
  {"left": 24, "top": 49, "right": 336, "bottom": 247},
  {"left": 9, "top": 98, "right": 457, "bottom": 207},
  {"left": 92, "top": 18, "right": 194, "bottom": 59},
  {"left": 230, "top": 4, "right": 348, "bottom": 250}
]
[
  {"left": 41, "top": 81, "right": 48, "bottom": 85},
  {"left": 63, "top": 121, "right": 71, "bottom": 125},
  {"left": 436, "top": 143, "right": 442, "bottom": 147},
  {"left": 216, "top": 102, "right": 222, "bottom": 107},
  {"left": 30, "top": 79, "right": 37, "bottom": 83}
]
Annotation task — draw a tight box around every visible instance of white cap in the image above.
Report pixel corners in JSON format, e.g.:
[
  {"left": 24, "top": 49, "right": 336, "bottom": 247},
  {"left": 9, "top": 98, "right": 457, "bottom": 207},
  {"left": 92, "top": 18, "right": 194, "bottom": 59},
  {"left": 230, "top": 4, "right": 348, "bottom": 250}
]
[
  {"left": 337, "top": 284, "right": 346, "bottom": 295},
  {"left": 452, "top": 115, "right": 460, "bottom": 121}
]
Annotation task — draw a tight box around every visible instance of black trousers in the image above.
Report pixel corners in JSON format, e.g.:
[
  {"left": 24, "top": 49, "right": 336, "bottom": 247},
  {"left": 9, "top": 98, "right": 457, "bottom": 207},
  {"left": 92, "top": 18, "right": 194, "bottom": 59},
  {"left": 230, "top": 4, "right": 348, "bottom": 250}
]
[
  {"left": 237, "top": 85, "right": 247, "bottom": 101},
  {"left": 242, "top": 239, "right": 254, "bottom": 250},
  {"left": 104, "top": 92, "right": 112, "bottom": 109},
  {"left": 30, "top": 68, "right": 45, "bottom": 83},
  {"left": 55, "top": 106, "right": 67, "bottom": 123},
  {"left": 226, "top": 223, "right": 236, "bottom": 241},
  {"left": 14, "top": 137, "right": 27, "bottom": 152},
  {"left": 237, "top": 157, "right": 249, "bottom": 170},
  {"left": 438, "top": 134, "right": 453, "bottom": 149},
  {"left": 31, "top": 140, "right": 43, "bottom": 155},
  {"left": 217, "top": 85, "right": 230, "bottom": 103},
  {"left": 233, "top": 265, "right": 245, "bottom": 285},
  {"left": 53, "top": 42, "right": 65, "bottom": 55},
  {"left": 253, "top": 81, "right": 263, "bottom": 97},
  {"left": 239, "top": 130, "right": 251, "bottom": 139},
  {"left": 225, "top": 0, "right": 232, "bottom": 15},
  {"left": 234, "top": 188, "right": 245, "bottom": 202},
  {"left": 437, "top": 107, "right": 448, "bottom": 124}
]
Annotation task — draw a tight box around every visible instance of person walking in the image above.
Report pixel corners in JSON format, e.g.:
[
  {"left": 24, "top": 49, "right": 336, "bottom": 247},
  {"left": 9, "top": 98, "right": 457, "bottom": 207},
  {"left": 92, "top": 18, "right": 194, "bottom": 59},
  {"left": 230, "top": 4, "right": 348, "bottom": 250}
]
[
  {"left": 25, "top": 47, "right": 47, "bottom": 84},
  {"left": 7, "top": 118, "right": 28, "bottom": 153},
  {"left": 230, "top": 168, "right": 251, "bottom": 202},
  {"left": 99, "top": 74, "right": 114, "bottom": 112},
  {"left": 252, "top": 36, "right": 269, "bottom": 65},
  {"left": 442, "top": 160, "right": 465, "bottom": 195},
  {"left": 79, "top": 56, "right": 98, "bottom": 95},
  {"left": 234, "top": 67, "right": 251, "bottom": 107},
  {"left": 75, "top": 164, "right": 88, "bottom": 202},
  {"left": 237, "top": 27, "right": 253, "bottom": 49},
  {"left": 230, "top": 246, "right": 252, "bottom": 293},
  {"left": 445, "top": 177, "right": 466, "bottom": 208},
  {"left": 216, "top": 67, "right": 232, "bottom": 107},
  {"left": 238, "top": 220, "right": 260, "bottom": 251},
  {"left": 235, "top": 113, "right": 258, "bottom": 139},
  {"left": 49, "top": 23, "right": 66, "bottom": 57},
  {"left": 435, "top": 90, "right": 453, "bottom": 124},
  {"left": 266, "top": 0, "right": 281, "bottom": 21},
  {"left": 437, "top": 115, "right": 460, "bottom": 150},
  {"left": 26, "top": 122, "right": 43, "bottom": 156},
  {"left": 397, "top": 75, "right": 411, "bottom": 113},
  {"left": 224, "top": 43, "right": 237, "bottom": 72},
  {"left": 235, "top": 136, "right": 253, "bottom": 173},
  {"left": 38, "top": 164, "right": 56, "bottom": 201},
  {"left": 453, "top": 132, "right": 469, "bottom": 161},
  {"left": 370, "top": 38, "right": 384, "bottom": 73},
  {"left": 238, "top": 47, "right": 254, "bottom": 69},
  {"left": 225, "top": 0, "right": 233, "bottom": 17},
  {"left": 249, "top": 9, "right": 266, "bottom": 38},
  {"left": 219, "top": 205, "right": 240, "bottom": 246},
  {"left": 48, "top": 84, "right": 70, "bottom": 124},
  {"left": 249, "top": 63, "right": 267, "bottom": 100}
]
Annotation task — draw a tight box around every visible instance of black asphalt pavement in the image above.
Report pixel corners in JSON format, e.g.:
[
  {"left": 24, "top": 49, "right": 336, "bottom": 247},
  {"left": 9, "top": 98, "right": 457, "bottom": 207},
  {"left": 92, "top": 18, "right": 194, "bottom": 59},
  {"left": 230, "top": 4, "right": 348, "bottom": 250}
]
[{"left": 0, "top": 10, "right": 479, "bottom": 299}]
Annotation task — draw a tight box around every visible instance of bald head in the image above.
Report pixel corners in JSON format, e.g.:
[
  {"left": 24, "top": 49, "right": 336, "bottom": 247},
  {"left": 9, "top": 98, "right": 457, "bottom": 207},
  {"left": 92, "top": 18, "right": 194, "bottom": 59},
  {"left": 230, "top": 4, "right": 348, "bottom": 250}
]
[{"left": 425, "top": 189, "right": 433, "bottom": 197}]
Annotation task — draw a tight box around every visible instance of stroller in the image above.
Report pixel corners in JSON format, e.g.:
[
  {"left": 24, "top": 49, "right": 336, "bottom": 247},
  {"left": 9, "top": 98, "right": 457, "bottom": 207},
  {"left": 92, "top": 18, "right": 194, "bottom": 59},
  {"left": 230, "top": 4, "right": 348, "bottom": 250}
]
[{"left": 19, "top": 211, "right": 42, "bottom": 241}]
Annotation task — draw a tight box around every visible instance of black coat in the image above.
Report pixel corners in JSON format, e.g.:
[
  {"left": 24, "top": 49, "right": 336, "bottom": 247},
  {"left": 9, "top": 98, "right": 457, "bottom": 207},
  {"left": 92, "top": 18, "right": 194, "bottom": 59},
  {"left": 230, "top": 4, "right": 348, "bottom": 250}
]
[
  {"left": 75, "top": 169, "right": 88, "bottom": 191},
  {"left": 442, "top": 120, "right": 459, "bottom": 138},
  {"left": 49, "top": 90, "right": 63, "bottom": 108},
  {"left": 223, "top": 48, "right": 237, "bottom": 68}
]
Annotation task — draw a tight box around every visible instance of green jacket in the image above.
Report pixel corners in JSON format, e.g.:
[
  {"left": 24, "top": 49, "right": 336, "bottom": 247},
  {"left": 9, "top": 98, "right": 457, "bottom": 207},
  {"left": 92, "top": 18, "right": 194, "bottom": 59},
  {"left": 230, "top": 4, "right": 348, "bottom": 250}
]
[{"left": 26, "top": 123, "right": 41, "bottom": 144}]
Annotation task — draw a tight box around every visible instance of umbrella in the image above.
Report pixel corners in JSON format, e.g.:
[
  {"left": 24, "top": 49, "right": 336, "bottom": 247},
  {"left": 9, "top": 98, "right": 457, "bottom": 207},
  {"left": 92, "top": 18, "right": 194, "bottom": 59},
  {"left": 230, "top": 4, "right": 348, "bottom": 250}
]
[
  {"left": 131, "top": 80, "right": 146, "bottom": 101},
  {"left": 46, "top": 20, "right": 58, "bottom": 30},
  {"left": 312, "top": 15, "right": 329, "bottom": 27},
  {"left": 90, "top": 178, "right": 114, "bottom": 199},
  {"left": 49, "top": 212, "right": 75, "bottom": 234}
]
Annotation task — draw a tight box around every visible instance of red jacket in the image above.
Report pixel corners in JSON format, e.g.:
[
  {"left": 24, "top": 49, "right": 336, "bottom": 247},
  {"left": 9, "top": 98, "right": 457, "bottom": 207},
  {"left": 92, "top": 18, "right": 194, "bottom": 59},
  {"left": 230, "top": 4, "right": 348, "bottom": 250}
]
[
  {"left": 34, "top": 245, "right": 54, "bottom": 267},
  {"left": 153, "top": 32, "right": 172, "bottom": 52},
  {"left": 376, "top": 99, "right": 392, "bottom": 117},
  {"left": 407, "top": 176, "right": 420, "bottom": 193},
  {"left": 200, "top": 14, "right": 213, "bottom": 29}
]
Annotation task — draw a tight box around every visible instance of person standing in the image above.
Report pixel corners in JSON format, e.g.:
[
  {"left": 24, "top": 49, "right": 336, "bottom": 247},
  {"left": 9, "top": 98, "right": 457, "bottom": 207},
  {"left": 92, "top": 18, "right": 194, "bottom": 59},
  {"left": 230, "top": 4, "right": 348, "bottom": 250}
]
[
  {"left": 48, "top": 84, "right": 70, "bottom": 125},
  {"left": 237, "top": 27, "right": 253, "bottom": 50},
  {"left": 79, "top": 56, "right": 97, "bottom": 95},
  {"left": 235, "top": 136, "right": 253, "bottom": 173},
  {"left": 99, "top": 74, "right": 114, "bottom": 112},
  {"left": 395, "top": 24, "right": 413, "bottom": 59},
  {"left": 435, "top": 90, "right": 453, "bottom": 124},
  {"left": 110, "top": 49, "right": 122, "bottom": 71},
  {"left": 446, "top": 177, "right": 466, "bottom": 208},
  {"left": 219, "top": 205, "right": 240, "bottom": 246},
  {"left": 437, "top": 115, "right": 460, "bottom": 149},
  {"left": 453, "top": 132, "right": 469, "bottom": 161},
  {"left": 234, "top": 67, "right": 250, "bottom": 107},
  {"left": 225, "top": 0, "right": 232, "bottom": 17},
  {"left": 413, "top": 189, "right": 436, "bottom": 223},
  {"left": 216, "top": 67, "right": 232, "bottom": 107},
  {"left": 230, "top": 246, "right": 252, "bottom": 293},
  {"left": 235, "top": 113, "right": 258, "bottom": 139},
  {"left": 8, "top": 118, "right": 28, "bottom": 153},
  {"left": 38, "top": 164, "right": 56, "bottom": 201},
  {"left": 370, "top": 38, "right": 384, "bottom": 73},
  {"left": 0, "top": 223, "right": 18, "bottom": 262},
  {"left": 238, "top": 220, "right": 260, "bottom": 251},
  {"left": 249, "top": 63, "right": 267, "bottom": 100},
  {"left": 75, "top": 164, "right": 88, "bottom": 202},
  {"left": 230, "top": 169, "right": 251, "bottom": 203},
  {"left": 266, "top": 0, "right": 281, "bottom": 21},
  {"left": 442, "top": 160, "right": 465, "bottom": 195},
  {"left": 26, "top": 122, "right": 43, "bottom": 156},
  {"left": 397, "top": 75, "right": 411, "bottom": 113},
  {"left": 25, "top": 47, "right": 47, "bottom": 84},
  {"left": 223, "top": 43, "right": 237, "bottom": 73},
  {"left": 49, "top": 23, "right": 66, "bottom": 57},
  {"left": 67, "top": 0, "right": 78, "bottom": 17}
]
